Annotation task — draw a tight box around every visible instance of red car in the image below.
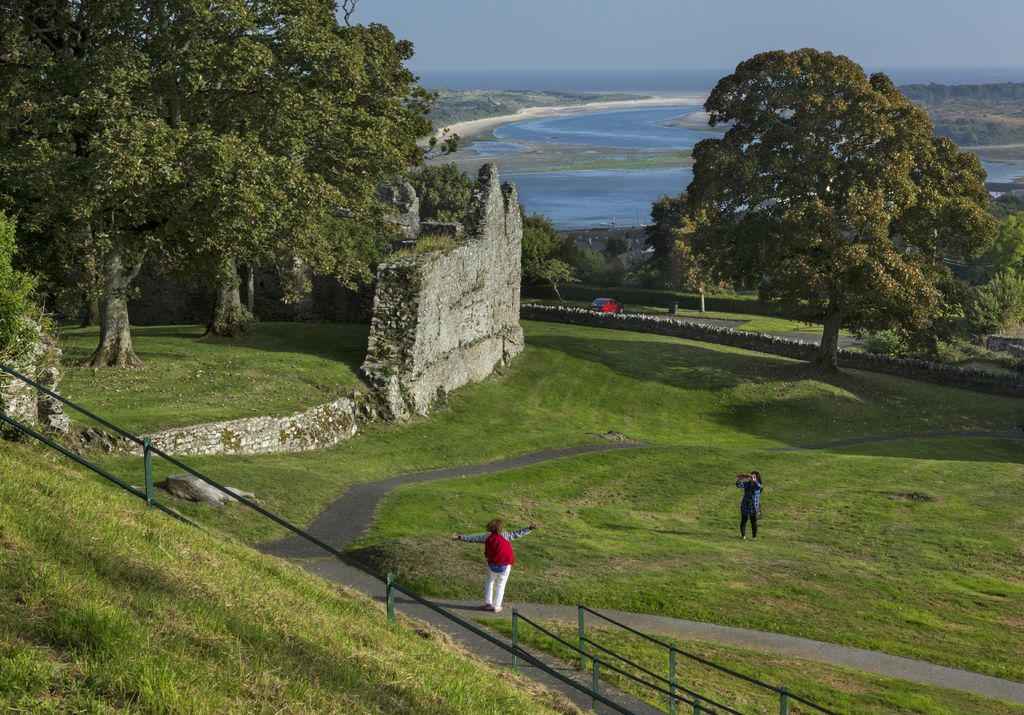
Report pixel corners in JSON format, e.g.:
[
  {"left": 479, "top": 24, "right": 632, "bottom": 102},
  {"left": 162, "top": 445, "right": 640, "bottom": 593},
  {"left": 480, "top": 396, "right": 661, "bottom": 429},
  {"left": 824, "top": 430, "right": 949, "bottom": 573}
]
[{"left": 588, "top": 297, "right": 624, "bottom": 314}]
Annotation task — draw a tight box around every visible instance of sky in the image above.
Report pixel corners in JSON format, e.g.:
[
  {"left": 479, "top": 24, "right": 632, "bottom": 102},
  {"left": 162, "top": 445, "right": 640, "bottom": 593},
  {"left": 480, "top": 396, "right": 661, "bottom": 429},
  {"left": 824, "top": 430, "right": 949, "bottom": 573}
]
[{"left": 354, "top": 0, "right": 1024, "bottom": 74}]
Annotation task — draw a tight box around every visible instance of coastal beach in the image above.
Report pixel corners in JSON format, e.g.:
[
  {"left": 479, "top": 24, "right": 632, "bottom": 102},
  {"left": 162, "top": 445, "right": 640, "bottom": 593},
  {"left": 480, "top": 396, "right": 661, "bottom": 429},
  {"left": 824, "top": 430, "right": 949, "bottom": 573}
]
[{"left": 444, "top": 94, "right": 708, "bottom": 139}]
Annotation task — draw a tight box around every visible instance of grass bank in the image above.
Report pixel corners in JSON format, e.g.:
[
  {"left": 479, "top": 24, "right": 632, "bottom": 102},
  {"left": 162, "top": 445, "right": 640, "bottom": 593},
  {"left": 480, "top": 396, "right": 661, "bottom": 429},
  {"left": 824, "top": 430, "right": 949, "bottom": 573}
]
[
  {"left": 486, "top": 621, "right": 1024, "bottom": 714},
  {"left": 92, "top": 322, "right": 1017, "bottom": 543},
  {"left": 59, "top": 322, "right": 368, "bottom": 432},
  {"left": 0, "top": 441, "right": 574, "bottom": 714},
  {"left": 352, "top": 438, "right": 1024, "bottom": 682}
]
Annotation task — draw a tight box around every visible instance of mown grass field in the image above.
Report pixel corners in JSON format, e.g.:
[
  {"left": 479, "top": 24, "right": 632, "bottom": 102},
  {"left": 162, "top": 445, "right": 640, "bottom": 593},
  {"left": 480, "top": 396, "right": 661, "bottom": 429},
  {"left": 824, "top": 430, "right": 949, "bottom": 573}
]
[
  {"left": 486, "top": 621, "right": 1024, "bottom": 715},
  {"left": 66, "top": 320, "right": 1023, "bottom": 707},
  {"left": 93, "top": 321, "right": 1016, "bottom": 542},
  {"left": 0, "top": 442, "right": 574, "bottom": 714},
  {"left": 59, "top": 323, "right": 368, "bottom": 432}
]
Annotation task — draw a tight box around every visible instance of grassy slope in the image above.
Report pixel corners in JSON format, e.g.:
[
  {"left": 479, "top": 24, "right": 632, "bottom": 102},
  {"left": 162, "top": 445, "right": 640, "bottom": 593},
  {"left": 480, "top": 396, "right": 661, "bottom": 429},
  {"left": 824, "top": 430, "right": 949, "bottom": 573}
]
[
  {"left": 59, "top": 323, "right": 369, "bottom": 432},
  {"left": 487, "top": 621, "right": 1024, "bottom": 715},
  {"left": 77, "top": 321, "right": 1021, "bottom": 694},
  {"left": 94, "top": 321, "right": 1015, "bottom": 543},
  {"left": 0, "top": 442, "right": 574, "bottom": 714},
  {"left": 353, "top": 440, "right": 1024, "bottom": 682}
]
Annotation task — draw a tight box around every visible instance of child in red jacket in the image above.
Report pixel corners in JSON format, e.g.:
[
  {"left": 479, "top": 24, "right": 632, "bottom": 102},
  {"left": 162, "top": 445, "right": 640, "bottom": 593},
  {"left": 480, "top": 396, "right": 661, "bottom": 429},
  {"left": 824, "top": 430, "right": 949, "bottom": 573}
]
[{"left": 453, "top": 519, "right": 537, "bottom": 613}]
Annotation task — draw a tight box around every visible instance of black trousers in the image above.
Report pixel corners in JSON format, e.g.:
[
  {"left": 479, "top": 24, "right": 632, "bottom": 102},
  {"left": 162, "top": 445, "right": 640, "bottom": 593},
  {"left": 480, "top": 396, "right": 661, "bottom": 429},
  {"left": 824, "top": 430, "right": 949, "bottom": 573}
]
[{"left": 740, "top": 513, "right": 758, "bottom": 538}]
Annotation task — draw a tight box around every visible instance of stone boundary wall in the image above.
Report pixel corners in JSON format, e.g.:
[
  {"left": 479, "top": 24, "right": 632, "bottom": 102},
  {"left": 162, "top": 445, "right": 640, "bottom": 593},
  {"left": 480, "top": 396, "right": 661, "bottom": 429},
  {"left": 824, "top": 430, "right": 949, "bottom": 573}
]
[
  {"left": 987, "top": 335, "right": 1024, "bottom": 359},
  {"left": 138, "top": 393, "right": 361, "bottom": 457},
  {"left": 523, "top": 305, "right": 1024, "bottom": 398},
  {"left": 362, "top": 164, "right": 525, "bottom": 419}
]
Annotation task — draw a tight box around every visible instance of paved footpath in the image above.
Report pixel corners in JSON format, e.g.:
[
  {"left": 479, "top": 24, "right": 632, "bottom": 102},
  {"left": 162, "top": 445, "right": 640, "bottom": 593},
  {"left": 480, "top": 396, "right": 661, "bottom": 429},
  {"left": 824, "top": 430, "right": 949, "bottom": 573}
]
[{"left": 258, "top": 440, "right": 1024, "bottom": 709}]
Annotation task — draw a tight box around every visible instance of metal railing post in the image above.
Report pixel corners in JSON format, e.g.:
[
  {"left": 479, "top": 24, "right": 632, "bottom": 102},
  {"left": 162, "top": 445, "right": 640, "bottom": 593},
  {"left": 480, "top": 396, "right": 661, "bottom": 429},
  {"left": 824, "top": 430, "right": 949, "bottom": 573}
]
[
  {"left": 386, "top": 572, "right": 395, "bottom": 622},
  {"left": 578, "top": 600, "right": 587, "bottom": 671},
  {"left": 592, "top": 655, "right": 600, "bottom": 713},
  {"left": 669, "top": 645, "right": 677, "bottom": 715},
  {"left": 143, "top": 436, "right": 153, "bottom": 507},
  {"left": 779, "top": 687, "right": 788, "bottom": 715},
  {"left": 511, "top": 609, "right": 519, "bottom": 671}
]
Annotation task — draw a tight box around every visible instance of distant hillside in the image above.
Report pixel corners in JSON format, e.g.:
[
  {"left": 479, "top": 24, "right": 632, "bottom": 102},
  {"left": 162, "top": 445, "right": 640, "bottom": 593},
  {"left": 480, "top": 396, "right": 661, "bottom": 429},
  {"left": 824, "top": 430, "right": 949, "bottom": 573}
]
[
  {"left": 0, "top": 442, "right": 570, "bottom": 714},
  {"left": 427, "top": 89, "right": 646, "bottom": 127},
  {"left": 900, "top": 81, "right": 1024, "bottom": 146}
]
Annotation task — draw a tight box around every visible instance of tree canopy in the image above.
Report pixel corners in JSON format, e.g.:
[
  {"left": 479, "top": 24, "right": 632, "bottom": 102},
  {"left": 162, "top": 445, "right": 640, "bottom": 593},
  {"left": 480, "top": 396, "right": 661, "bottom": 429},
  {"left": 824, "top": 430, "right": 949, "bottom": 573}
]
[
  {"left": 0, "top": 0, "right": 433, "bottom": 364},
  {"left": 0, "top": 213, "right": 40, "bottom": 364},
  {"left": 686, "top": 49, "right": 998, "bottom": 367}
]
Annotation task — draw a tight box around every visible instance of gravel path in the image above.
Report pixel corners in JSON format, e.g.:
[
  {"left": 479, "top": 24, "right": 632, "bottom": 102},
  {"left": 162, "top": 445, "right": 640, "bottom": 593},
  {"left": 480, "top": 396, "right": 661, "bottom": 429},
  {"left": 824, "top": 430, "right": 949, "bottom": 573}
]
[{"left": 258, "top": 440, "right": 1024, "bottom": 707}]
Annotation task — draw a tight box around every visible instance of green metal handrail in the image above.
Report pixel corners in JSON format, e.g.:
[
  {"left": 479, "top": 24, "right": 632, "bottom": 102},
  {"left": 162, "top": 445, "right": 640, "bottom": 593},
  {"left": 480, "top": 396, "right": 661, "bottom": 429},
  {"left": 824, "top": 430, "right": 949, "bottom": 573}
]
[
  {"left": 580, "top": 604, "right": 837, "bottom": 715},
  {"left": 0, "top": 361, "right": 633, "bottom": 714},
  {"left": 516, "top": 611, "right": 737, "bottom": 715}
]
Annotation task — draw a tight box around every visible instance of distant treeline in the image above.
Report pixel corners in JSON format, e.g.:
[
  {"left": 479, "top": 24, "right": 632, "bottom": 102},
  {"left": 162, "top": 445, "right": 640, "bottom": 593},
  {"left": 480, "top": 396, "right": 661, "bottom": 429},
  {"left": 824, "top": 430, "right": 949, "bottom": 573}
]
[
  {"left": 899, "top": 81, "right": 1024, "bottom": 146},
  {"left": 427, "top": 89, "right": 645, "bottom": 128}
]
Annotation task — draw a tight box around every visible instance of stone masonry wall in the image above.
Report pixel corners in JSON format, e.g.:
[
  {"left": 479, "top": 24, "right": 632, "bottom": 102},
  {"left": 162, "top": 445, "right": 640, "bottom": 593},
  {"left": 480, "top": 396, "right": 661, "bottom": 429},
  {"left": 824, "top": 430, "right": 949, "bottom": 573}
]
[
  {"left": 524, "top": 305, "right": 1024, "bottom": 398},
  {"left": 140, "top": 393, "right": 361, "bottom": 457},
  {"left": 362, "top": 164, "right": 524, "bottom": 419}
]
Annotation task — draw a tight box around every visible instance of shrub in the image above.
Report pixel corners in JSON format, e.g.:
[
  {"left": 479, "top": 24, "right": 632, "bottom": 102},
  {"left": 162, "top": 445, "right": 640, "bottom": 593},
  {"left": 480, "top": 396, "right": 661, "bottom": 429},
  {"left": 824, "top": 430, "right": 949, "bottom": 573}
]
[
  {"left": 969, "top": 273, "right": 1024, "bottom": 337},
  {"left": 0, "top": 213, "right": 40, "bottom": 363},
  {"left": 865, "top": 330, "right": 910, "bottom": 357}
]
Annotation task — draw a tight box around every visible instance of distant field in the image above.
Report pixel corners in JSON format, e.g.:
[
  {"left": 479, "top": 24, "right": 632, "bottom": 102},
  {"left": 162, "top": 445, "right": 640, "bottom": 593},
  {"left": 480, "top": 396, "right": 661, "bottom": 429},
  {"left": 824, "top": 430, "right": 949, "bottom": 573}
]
[{"left": 900, "top": 81, "right": 1024, "bottom": 146}]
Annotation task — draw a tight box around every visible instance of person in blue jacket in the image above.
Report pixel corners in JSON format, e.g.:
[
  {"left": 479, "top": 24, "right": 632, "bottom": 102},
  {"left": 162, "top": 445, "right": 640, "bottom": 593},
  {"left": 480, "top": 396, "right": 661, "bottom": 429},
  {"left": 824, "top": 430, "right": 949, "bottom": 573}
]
[{"left": 736, "top": 471, "right": 763, "bottom": 540}]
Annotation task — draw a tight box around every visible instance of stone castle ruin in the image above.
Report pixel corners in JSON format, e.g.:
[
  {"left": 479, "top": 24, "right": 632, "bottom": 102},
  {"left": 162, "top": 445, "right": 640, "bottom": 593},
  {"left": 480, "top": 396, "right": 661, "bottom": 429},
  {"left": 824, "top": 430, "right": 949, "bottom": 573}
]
[
  {"left": 1, "top": 164, "right": 524, "bottom": 455},
  {"left": 363, "top": 164, "right": 524, "bottom": 420}
]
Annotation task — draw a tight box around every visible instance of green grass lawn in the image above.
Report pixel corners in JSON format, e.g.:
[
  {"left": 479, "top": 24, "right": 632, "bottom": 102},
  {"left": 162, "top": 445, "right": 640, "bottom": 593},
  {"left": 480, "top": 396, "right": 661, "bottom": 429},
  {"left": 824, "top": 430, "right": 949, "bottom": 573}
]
[
  {"left": 58, "top": 322, "right": 369, "bottom": 432},
  {"left": 75, "top": 321, "right": 1022, "bottom": 696},
  {"left": 351, "top": 439, "right": 1024, "bottom": 682},
  {"left": 0, "top": 442, "right": 573, "bottom": 714},
  {"left": 92, "top": 321, "right": 1016, "bottom": 543},
  {"left": 485, "top": 621, "right": 1024, "bottom": 714}
]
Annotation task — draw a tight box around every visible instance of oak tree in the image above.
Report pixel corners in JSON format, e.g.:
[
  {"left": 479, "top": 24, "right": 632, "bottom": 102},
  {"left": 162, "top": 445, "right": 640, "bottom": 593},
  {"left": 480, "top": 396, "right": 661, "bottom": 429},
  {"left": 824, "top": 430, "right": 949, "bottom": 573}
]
[{"left": 686, "top": 49, "right": 997, "bottom": 368}]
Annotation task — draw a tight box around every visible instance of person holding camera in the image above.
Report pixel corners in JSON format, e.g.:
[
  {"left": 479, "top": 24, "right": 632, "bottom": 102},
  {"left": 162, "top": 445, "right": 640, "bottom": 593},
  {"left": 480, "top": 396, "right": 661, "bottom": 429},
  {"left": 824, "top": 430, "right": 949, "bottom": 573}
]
[{"left": 736, "top": 471, "right": 763, "bottom": 540}]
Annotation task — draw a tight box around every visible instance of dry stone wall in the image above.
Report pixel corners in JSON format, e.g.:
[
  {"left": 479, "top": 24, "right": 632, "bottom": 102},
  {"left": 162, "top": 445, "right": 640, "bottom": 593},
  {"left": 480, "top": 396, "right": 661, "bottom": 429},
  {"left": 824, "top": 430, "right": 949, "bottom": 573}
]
[
  {"left": 141, "top": 393, "right": 360, "bottom": 456},
  {"left": 362, "top": 164, "right": 524, "bottom": 419},
  {"left": 524, "top": 305, "right": 1024, "bottom": 398}
]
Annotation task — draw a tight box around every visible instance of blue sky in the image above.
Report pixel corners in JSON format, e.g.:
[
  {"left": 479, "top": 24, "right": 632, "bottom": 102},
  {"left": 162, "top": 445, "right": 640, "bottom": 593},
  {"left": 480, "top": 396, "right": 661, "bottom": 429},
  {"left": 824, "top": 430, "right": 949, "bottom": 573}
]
[{"left": 354, "top": 0, "right": 1023, "bottom": 72}]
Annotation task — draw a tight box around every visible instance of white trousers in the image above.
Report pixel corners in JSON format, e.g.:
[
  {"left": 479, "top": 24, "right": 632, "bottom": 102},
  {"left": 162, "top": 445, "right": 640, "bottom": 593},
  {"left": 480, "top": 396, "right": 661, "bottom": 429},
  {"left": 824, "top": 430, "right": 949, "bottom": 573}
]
[{"left": 484, "top": 566, "right": 512, "bottom": 609}]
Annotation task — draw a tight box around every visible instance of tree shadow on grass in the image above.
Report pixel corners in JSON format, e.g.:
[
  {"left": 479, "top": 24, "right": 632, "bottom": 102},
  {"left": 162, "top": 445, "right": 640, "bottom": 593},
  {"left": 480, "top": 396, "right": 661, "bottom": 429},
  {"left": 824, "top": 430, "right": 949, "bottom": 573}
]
[{"left": 525, "top": 331, "right": 1017, "bottom": 448}]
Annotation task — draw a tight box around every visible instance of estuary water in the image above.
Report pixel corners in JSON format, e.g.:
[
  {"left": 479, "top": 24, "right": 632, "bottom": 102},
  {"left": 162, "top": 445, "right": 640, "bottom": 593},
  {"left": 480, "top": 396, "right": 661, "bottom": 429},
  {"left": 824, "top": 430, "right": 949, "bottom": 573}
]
[{"left": 467, "top": 103, "right": 1023, "bottom": 229}]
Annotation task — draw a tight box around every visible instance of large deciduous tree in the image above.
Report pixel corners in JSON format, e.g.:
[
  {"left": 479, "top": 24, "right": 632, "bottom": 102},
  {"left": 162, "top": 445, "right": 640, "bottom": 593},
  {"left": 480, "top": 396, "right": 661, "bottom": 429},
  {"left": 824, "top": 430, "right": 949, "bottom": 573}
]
[
  {"left": 0, "top": 1, "right": 433, "bottom": 360},
  {"left": 686, "top": 49, "right": 997, "bottom": 368}
]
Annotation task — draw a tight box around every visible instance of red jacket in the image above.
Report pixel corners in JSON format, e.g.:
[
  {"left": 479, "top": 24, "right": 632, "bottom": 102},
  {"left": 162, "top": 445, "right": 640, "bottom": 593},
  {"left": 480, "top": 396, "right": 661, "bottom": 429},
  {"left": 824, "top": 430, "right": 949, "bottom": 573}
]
[{"left": 485, "top": 532, "right": 515, "bottom": 566}]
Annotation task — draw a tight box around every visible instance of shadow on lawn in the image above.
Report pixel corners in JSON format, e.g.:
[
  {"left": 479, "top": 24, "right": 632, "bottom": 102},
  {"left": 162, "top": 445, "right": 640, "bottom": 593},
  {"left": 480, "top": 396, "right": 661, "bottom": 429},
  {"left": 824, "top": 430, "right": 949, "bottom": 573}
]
[{"left": 60, "top": 322, "right": 371, "bottom": 369}]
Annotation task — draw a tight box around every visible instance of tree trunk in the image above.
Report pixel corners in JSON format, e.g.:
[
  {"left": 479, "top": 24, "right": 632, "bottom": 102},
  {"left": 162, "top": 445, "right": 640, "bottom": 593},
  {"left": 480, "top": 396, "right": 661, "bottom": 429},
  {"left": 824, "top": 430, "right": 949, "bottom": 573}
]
[
  {"left": 814, "top": 305, "right": 842, "bottom": 371},
  {"left": 206, "top": 256, "right": 252, "bottom": 337},
  {"left": 81, "top": 292, "right": 101, "bottom": 328},
  {"left": 245, "top": 264, "right": 255, "bottom": 314},
  {"left": 699, "top": 289, "right": 705, "bottom": 313},
  {"left": 89, "top": 248, "right": 145, "bottom": 368}
]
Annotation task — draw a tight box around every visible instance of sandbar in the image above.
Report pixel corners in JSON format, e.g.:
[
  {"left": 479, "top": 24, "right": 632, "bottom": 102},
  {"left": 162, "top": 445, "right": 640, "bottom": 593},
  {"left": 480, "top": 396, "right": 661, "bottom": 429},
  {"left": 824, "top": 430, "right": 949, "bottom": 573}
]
[{"left": 443, "top": 94, "right": 708, "bottom": 140}]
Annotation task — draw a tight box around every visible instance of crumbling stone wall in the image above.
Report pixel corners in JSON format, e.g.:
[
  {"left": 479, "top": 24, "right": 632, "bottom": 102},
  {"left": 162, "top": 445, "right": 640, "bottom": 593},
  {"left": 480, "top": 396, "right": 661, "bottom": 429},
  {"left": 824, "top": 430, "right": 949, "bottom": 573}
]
[
  {"left": 362, "top": 164, "right": 524, "bottom": 419},
  {"left": 141, "top": 393, "right": 361, "bottom": 456},
  {"left": 0, "top": 331, "right": 69, "bottom": 434}
]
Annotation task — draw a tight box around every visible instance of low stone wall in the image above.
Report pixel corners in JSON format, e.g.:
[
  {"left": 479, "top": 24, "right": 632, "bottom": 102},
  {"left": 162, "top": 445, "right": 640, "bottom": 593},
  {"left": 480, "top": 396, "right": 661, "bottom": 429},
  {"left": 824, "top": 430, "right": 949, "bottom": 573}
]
[
  {"left": 987, "top": 335, "right": 1024, "bottom": 359},
  {"left": 362, "top": 164, "right": 525, "bottom": 419},
  {"left": 140, "top": 393, "right": 361, "bottom": 456},
  {"left": 523, "top": 305, "right": 1024, "bottom": 398}
]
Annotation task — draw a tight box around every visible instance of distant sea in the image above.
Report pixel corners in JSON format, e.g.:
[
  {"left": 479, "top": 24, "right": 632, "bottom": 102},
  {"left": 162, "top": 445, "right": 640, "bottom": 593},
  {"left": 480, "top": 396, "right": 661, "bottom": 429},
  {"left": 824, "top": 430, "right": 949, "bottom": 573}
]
[
  {"left": 423, "top": 68, "right": 1024, "bottom": 228},
  {"left": 419, "top": 67, "right": 1024, "bottom": 93}
]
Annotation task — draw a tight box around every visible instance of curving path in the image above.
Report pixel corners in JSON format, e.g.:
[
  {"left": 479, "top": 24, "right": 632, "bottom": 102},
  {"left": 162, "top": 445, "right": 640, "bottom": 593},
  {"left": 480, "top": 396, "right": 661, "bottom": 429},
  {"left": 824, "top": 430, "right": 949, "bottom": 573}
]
[{"left": 258, "top": 439, "right": 1024, "bottom": 707}]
